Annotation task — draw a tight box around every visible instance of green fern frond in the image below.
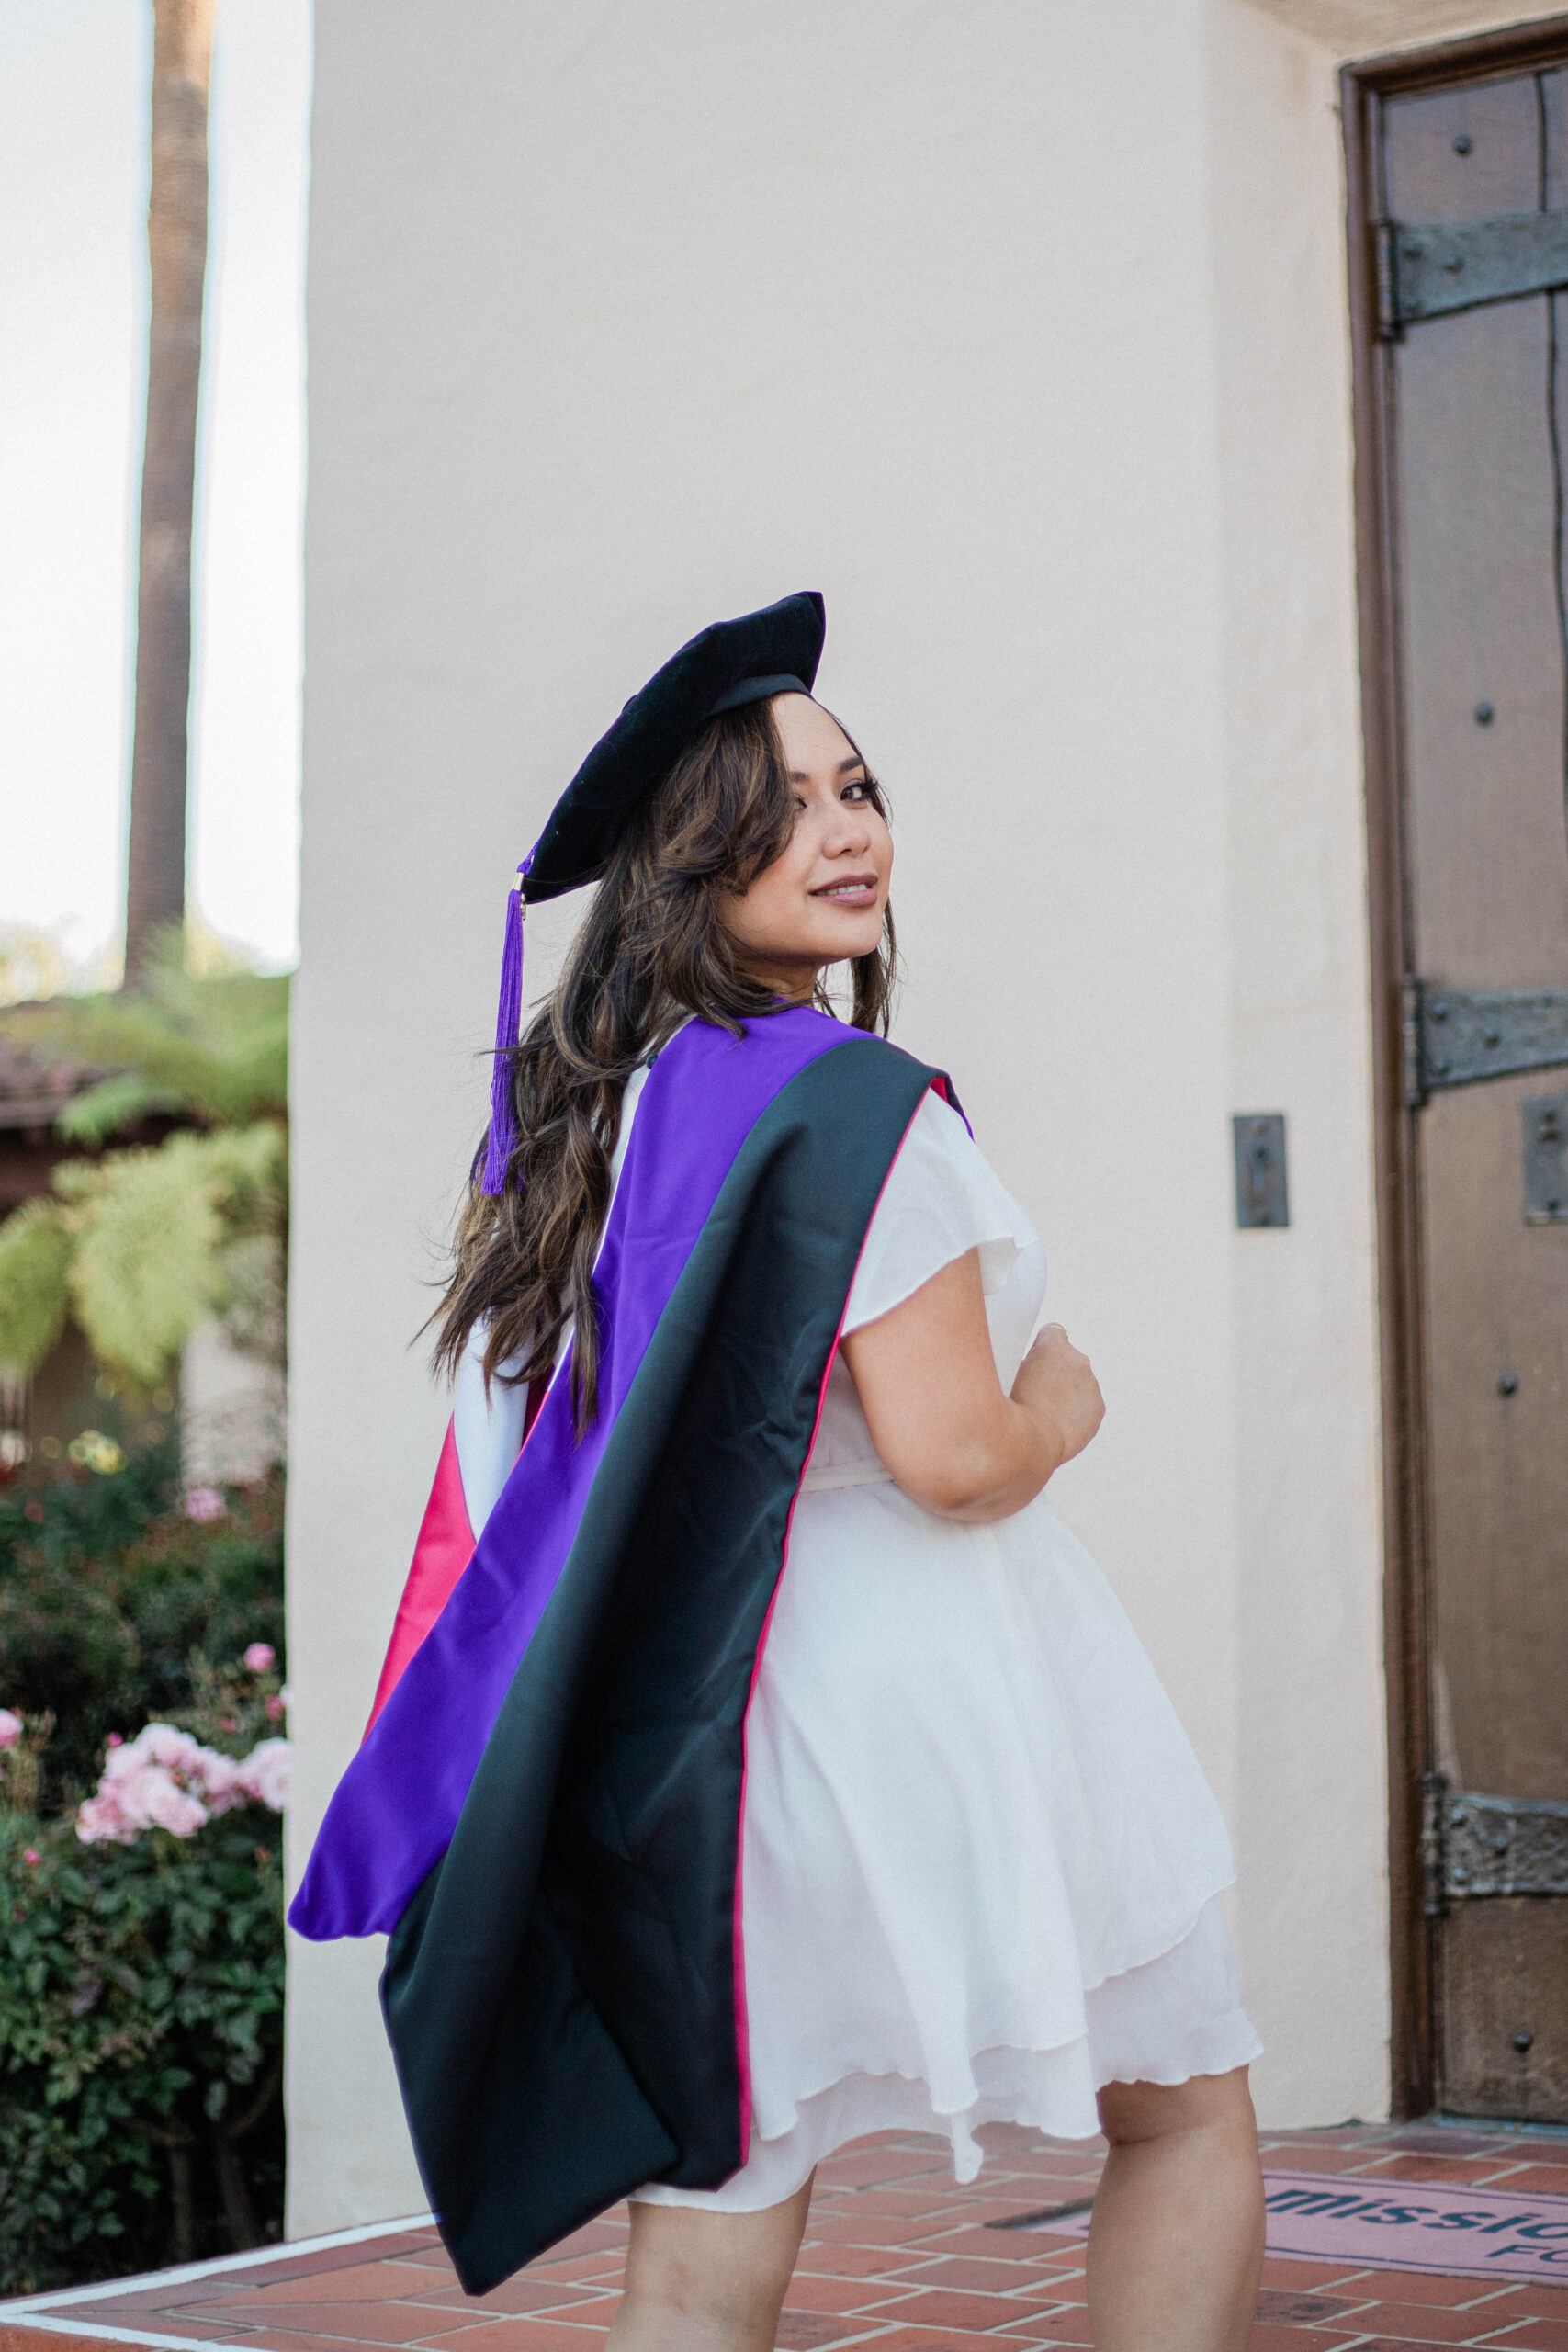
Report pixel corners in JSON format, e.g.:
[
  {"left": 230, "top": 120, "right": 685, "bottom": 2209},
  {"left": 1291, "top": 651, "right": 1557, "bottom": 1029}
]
[
  {"left": 51, "top": 1124, "right": 286, "bottom": 1387},
  {"left": 0, "top": 1202, "right": 73, "bottom": 1378},
  {"left": 59, "top": 1144, "right": 230, "bottom": 1386},
  {"left": 54, "top": 1075, "right": 186, "bottom": 1147},
  {"left": 0, "top": 929, "right": 288, "bottom": 1136}
]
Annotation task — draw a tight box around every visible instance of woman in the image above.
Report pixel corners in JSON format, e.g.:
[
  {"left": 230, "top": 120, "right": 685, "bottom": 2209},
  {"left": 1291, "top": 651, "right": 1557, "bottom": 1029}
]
[{"left": 292, "top": 594, "right": 1265, "bottom": 2352}]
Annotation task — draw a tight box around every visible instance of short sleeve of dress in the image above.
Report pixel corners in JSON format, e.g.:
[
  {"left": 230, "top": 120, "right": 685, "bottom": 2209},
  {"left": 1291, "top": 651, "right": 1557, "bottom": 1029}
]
[{"left": 841, "top": 1090, "right": 1042, "bottom": 1335}]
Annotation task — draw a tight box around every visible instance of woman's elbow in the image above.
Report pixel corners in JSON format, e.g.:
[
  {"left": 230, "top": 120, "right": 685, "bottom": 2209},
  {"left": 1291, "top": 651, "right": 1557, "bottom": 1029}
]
[
  {"left": 886, "top": 1434, "right": 1040, "bottom": 1521},
  {"left": 897, "top": 1463, "right": 987, "bottom": 1516}
]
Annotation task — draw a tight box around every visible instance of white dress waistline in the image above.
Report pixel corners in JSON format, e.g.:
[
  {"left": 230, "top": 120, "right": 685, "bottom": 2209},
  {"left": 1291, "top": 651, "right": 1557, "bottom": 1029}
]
[{"left": 798, "top": 1458, "right": 896, "bottom": 1493}]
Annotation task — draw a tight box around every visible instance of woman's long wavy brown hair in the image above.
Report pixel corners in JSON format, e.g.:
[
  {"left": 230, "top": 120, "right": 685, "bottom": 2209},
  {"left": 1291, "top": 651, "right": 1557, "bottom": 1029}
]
[{"left": 431, "top": 697, "right": 896, "bottom": 1430}]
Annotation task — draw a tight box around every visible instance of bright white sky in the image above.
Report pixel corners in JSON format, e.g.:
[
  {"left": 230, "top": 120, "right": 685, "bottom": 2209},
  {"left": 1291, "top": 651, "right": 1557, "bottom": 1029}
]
[{"left": 0, "top": 0, "right": 310, "bottom": 975}]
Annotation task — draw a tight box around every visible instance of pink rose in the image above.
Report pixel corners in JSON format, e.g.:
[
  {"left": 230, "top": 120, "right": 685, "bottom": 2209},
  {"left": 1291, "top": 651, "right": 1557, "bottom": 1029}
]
[
  {"left": 183, "top": 1486, "right": 225, "bottom": 1522},
  {"left": 130, "top": 1724, "right": 204, "bottom": 1775},
  {"left": 237, "top": 1737, "right": 290, "bottom": 1813},
  {"left": 0, "top": 1710, "right": 22, "bottom": 1751},
  {"left": 77, "top": 1778, "right": 141, "bottom": 1843},
  {"left": 127, "top": 1765, "right": 207, "bottom": 1838},
  {"left": 243, "top": 1643, "right": 276, "bottom": 1674},
  {"left": 80, "top": 1718, "right": 269, "bottom": 1844},
  {"left": 76, "top": 1790, "right": 135, "bottom": 1846},
  {"left": 22, "top": 1849, "right": 39, "bottom": 1867},
  {"left": 265, "top": 1692, "right": 285, "bottom": 1721},
  {"left": 195, "top": 1748, "right": 244, "bottom": 1813}
]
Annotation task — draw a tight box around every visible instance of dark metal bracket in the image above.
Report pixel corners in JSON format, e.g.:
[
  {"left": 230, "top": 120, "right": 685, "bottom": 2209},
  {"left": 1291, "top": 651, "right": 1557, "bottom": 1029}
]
[
  {"left": 1380, "top": 207, "right": 1568, "bottom": 333},
  {"left": 1424, "top": 1776, "right": 1568, "bottom": 1905},
  {"left": 1523, "top": 1092, "right": 1568, "bottom": 1222},
  {"left": 1404, "top": 982, "right": 1568, "bottom": 1104},
  {"left": 1233, "top": 1114, "right": 1289, "bottom": 1228}
]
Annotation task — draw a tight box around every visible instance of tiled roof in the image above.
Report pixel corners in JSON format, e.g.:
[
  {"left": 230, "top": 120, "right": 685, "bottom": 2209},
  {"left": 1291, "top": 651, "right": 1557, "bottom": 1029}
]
[{"left": 0, "top": 1037, "right": 100, "bottom": 1132}]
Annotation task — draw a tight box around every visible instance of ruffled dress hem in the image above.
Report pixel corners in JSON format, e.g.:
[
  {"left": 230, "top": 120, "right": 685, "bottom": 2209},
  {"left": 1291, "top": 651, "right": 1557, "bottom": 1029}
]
[{"left": 632, "top": 1894, "right": 1263, "bottom": 2213}]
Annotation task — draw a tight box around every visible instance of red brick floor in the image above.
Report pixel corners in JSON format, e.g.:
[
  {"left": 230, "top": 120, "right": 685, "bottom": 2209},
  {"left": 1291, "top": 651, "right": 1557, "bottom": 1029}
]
[{"left": 8, "top": 2121, "right": 1568, "bottom": 2352}]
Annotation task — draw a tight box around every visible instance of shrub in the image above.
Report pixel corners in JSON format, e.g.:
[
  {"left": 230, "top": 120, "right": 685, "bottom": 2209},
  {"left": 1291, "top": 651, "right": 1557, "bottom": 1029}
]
[
  {"left": 0, "top": 1453, "right": 288, "bottom": 2287},
  {"left": 0, "top": 1450, "right": 283, "bottom": 1810},
  {"left": 0, "top": 1801, "right": 285, "bottom": 2290},
  {"left": 0, "top": 944, "right": 288, "bottom": 1391}
]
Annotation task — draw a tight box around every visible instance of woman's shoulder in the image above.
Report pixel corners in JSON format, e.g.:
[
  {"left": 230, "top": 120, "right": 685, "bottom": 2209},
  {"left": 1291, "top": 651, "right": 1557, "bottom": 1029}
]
[
  {"left": 891, "top": 1088, "right": 1032, "bottom": 1229},
  {"left": 843, "top": 1086, "right": 1041, "bottom": 1332}
]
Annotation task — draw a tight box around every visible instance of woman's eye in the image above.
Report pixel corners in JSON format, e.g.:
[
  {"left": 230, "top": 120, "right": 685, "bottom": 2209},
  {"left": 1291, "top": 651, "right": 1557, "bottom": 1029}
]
[{"left": 841, "top": 780, "right": 868, "bottom": 802}]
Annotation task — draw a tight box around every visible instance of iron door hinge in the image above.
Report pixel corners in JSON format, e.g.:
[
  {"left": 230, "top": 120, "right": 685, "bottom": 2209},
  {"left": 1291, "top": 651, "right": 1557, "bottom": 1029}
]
[
  {"left": 1379, "top": 208, "right": 1568, "bottom": 334},
  {"left": 1523, "top": 1092, "right": 1568, "bottom": 1223},
  {"left": 1424, "top": 1776, "right": 1568, "bottom": 1906},
  {"left": 1405, "top": 982, "right": 1568, "bottom": 1104}
]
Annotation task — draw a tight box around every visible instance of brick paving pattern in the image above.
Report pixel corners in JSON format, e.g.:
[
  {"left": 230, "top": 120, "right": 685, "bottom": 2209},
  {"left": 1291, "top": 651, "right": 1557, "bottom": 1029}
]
[{"left": 9, "top": 2121, "right": 1568, "bottom": 2352}]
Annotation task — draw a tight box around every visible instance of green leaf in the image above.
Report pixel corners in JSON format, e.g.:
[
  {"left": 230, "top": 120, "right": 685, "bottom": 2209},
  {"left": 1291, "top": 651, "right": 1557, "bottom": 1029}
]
[
  {"left": 54, "top": 1078, "right": 184, "bottom": 1148},
  {"left": 0, "top": 935, "right": 288, "bottom": 1137},
  {"left": 47, "top": 1126, "right": 283, "bottom": 1389},
  {"left": 0, "top": 1203, "right": 72, "bottom": 1378},
  {"left": 58, "top": 1152, "right": 227, "bottom": 1387}
]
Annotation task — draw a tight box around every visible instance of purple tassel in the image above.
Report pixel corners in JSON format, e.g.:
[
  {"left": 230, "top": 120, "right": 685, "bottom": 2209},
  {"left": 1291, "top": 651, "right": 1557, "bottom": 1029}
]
[{"left": 480, "top": 870, "right": 526, "bottom": 1195}]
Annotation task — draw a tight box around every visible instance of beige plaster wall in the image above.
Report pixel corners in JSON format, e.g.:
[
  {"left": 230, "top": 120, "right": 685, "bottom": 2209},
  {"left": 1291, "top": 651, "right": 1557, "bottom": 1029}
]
[
  {"left": 1208, "top": 0, "right": 1392, "bottom": 2129},
  {"left": 288, "top": 0, "right": 1552, "bottom": 2235}
]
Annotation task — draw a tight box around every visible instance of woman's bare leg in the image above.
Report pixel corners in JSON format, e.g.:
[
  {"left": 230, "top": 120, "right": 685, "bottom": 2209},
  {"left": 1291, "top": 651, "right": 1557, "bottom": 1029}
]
[
  {"left": 607, "top": 2177, "right": 815, "bottom": 2352},
  {"left": 1088, "top": 2069, "right": 1263, "bottom": 2352}
]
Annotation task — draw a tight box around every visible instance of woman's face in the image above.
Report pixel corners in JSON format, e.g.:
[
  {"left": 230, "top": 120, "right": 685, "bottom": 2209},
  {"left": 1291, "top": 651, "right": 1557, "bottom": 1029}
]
[{"left": 721, "top": 693, "right": 892, "bottom": 995}]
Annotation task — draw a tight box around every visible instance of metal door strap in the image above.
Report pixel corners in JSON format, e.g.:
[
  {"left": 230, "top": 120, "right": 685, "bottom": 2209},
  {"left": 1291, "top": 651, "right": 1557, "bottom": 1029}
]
[
  {"left": 1404, "top": 983, "right": 1568, "bottom": 1104},
  {"left": 1423, "top": 1776, "right": 1568, "bottom": 1908},
  {"left": 1380, "top": 209, "right": 1568, "bottom": 332}
]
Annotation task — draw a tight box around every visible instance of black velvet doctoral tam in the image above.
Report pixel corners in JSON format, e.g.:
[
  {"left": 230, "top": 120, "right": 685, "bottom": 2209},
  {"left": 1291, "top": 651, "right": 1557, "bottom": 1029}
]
[{"left": 523, "top": 590, "right": 826, "bottom": 902}]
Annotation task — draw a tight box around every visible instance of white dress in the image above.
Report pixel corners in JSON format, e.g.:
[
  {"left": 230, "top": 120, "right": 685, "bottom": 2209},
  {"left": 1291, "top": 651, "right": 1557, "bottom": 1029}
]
[{"left": 627, "top": 1086, "right": 1261, "bottom": 2212}]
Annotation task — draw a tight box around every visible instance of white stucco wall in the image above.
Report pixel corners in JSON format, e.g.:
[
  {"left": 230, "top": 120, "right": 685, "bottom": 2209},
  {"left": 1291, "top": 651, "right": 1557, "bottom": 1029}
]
[
  {"left": 287, "top": 0, "right": 1562, "bottom": 2234},
  {"left": 1206, "top": 0, "right": 1390, "bottom": 2131}
]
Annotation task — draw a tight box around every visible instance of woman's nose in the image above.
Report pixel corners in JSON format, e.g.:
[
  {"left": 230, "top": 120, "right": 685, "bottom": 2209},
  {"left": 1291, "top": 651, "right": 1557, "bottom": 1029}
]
[{"left": 824, "top": 804, "right": 872, "bottom": 853}]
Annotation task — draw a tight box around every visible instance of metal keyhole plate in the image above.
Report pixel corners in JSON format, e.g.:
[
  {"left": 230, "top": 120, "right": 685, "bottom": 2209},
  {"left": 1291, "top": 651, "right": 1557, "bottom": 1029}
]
[{"left": 1233, "top": 1114, "right": 1289, "bottom": 1228}]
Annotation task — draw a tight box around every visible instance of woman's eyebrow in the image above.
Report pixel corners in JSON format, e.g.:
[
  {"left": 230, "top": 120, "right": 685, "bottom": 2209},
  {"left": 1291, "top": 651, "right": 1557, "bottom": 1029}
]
[{"left": 786, "top": 756, "right": 867, "bottom": 782}]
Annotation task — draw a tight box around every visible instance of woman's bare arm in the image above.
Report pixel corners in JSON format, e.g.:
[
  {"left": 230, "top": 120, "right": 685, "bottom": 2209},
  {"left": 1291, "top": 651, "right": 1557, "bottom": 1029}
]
[{"left": 840, "top": 1249, "right": 1104, "bottom": 1522}]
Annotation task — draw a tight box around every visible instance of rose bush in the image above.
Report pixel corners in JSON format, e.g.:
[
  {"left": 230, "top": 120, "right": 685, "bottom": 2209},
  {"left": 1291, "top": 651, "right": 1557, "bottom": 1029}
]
[
  {"left": 0, "top": 1775, "right": 287, "bottom": 2290},
  {"left": 0, "top": 1442, "right": 283, "bottom": 1807},
  {"left": 74, "top": 1723, "right": 289, "bottom": 1846},
  {"left": 0, "top": 1452, "right": 288, "bottom": 2287}
]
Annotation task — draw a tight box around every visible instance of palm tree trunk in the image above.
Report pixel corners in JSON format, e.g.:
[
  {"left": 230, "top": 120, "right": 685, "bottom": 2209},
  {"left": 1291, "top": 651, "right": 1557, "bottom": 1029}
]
[{"left": 125, "top": 0, "right": 216, "bottom": 985}]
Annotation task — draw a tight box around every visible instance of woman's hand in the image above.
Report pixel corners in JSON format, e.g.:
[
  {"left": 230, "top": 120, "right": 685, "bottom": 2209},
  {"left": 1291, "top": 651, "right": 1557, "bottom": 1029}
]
[
  {"left": 840, "top": 1252, "right": 1104, "bottom": 1523},
  {"left": 1010, "top": 1323, "right": 1104, "bottom": 1472}
]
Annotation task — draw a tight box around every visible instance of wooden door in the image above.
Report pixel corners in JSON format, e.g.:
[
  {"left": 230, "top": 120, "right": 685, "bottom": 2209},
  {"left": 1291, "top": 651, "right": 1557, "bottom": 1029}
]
[{"left": 1359, "top": 40, "right": 1568, "bottom": 2119}]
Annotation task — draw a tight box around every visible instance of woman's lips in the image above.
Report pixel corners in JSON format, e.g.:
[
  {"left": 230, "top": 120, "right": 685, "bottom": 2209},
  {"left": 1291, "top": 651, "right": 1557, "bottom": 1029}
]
[{"left": 811, "top": 875, "right": 879, "bottom": 905}]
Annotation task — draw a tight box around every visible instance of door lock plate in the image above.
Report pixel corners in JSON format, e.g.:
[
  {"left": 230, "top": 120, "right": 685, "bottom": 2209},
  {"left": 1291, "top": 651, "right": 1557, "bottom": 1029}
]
[{"left": 1233, "top": 1114, "right": 1289, "bottom": 1228}]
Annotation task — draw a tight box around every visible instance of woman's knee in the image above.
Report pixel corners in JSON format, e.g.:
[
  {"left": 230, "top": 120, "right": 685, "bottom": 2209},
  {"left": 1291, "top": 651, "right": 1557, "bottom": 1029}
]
[
  {"left": 621, "top": 2184, "right": 812, "bottom": 2334},
  {"left": 1097, "top": 2065, "right": 1257, "bottom": 2152}
]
